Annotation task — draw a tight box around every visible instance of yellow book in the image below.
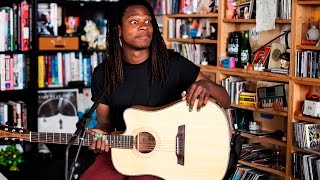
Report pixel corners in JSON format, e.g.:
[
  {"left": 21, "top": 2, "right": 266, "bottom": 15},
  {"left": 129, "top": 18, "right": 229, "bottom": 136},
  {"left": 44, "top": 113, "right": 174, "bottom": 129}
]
[{"left": 38, "top": 56, "right": 45, "bottom": 88}]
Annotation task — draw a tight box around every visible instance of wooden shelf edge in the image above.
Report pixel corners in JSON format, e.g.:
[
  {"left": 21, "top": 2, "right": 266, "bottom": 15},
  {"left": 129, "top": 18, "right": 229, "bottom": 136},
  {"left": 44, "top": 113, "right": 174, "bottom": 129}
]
[
  {"left": 199, "top": 65, "right": 218, "bottom": 72},
  {"left": 223, "top": 19, "right": 291, "bottom": 24},
  {"left": 166, "top": 13, "right": 218, "bottom": 18},
  {"left": 296, "top": 45, "right": 320, "bottom": 51},
  {"left": 234, "top": 131, "right": 287, "bottom": 147},
  {"left": 167, "top": 38, "right": 217, "bottom": 44},
  {"left": 294, "top": 115, "right": 320, "bottom": 124},
  {"left": 231, "top": 103, "right": 288, "bottom": 116},
  {"left": 297, "top": 1, "right": 320, "bottom": 5},
  {"left": 292, "top": 146, "right": 320, "bottom": 156},
  {"left": 292, "top": 76, "right": 320, "bottom": 86},
  {"left": 218, "top": 67, "right": 290, "bottom": 82},
  {"left": 238, "top": 160, "right": 286, "bottom": 177}
]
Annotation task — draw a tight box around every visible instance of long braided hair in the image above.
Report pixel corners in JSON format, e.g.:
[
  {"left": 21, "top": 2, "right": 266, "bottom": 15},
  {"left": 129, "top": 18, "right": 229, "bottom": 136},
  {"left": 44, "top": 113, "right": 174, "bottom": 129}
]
[{"left": 104, "top": 0, "right": 169, "bottom": 93}]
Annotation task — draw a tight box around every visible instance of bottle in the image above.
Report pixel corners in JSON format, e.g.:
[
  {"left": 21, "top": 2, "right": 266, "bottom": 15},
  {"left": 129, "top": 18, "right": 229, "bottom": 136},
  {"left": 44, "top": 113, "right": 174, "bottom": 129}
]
[
  {"left": 240, "top": 30, "right": 252, "bottom": 68},
  {"left": 227, "top": 31, "right": 242, "bottom": 67}
]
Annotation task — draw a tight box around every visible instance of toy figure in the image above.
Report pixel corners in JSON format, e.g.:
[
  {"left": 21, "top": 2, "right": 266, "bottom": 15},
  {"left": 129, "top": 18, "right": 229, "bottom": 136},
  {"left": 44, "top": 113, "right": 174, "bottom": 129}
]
[
  {"left": 81, "top": 20, "right": 100, "bottom": 49},
  {"left": 279, "top": 52, "right": 290, "bottom": 69}
]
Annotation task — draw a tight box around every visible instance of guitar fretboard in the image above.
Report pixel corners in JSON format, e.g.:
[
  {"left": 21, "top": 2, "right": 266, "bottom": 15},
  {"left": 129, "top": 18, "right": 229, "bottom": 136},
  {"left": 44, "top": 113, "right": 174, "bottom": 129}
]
[{"left": 30, "top": 132, "right": 134, "bottom": 149}]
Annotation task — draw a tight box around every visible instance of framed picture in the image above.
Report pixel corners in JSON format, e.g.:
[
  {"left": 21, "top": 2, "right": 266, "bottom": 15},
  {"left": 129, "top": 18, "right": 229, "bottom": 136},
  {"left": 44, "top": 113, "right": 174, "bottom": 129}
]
[
  {"left": 37, "top": 89, "right": 79, "bottom": 133},
  {"left": 235, "top": 0, "right": 255, "bottom": 19},
  {"left": 253, "top": 47, "right": 271, "bottom": 67}
]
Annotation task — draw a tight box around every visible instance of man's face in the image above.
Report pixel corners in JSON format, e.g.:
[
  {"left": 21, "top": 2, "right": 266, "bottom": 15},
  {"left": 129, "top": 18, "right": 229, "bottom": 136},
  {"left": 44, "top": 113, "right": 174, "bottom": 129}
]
[{"left": 119, "top": 5, "right": 153, "bottom": 50}]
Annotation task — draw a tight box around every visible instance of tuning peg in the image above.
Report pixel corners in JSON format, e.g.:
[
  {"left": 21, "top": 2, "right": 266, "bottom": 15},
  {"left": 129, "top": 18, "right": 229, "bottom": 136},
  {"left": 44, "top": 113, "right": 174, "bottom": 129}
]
[
  {"left": 4, "top": 128, "right": 8, "bottom": 131},
  {"left": 19, "top": 129, "right": 23, "bottom": 133},
  {"left": 12, "top": 138, "right": 16, "bottom": 141},
  {"left": 4, "top": 138, "right": 8, "bottom": 141},
  {"left": 12, "top": 129, "right": 16, "bottom": 132}
]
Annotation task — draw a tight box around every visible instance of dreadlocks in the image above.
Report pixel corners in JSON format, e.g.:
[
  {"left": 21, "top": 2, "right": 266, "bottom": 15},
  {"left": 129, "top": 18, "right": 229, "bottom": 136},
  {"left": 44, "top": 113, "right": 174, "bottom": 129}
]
[{"left": 104, "top": 0, "right": 169, "bottom": 93}]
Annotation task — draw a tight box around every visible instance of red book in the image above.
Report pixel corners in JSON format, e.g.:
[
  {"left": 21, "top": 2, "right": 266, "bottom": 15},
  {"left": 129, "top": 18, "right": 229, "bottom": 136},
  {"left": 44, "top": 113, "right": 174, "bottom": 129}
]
[{"left": 20, "top": 1, "right": 29, "bottom": 51}]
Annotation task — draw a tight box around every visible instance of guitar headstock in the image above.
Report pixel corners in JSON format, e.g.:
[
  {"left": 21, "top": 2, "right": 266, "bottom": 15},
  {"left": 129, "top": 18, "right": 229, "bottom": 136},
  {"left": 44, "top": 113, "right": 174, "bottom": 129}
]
[{"left": 0, "top": 126, "right": 30, "bottom": 142}]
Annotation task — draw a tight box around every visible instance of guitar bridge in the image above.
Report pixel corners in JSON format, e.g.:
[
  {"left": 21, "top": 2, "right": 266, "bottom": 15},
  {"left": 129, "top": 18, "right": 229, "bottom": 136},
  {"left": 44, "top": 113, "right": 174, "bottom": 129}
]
[{"left": 176, "top": 125, "right": 185, "bottom": 165}]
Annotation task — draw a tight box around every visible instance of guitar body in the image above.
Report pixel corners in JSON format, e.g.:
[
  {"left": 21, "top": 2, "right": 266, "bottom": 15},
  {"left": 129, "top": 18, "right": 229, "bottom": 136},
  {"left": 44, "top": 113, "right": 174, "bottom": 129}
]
[{"left": 112, "top": 100, "right": 231, "bottom": 179}]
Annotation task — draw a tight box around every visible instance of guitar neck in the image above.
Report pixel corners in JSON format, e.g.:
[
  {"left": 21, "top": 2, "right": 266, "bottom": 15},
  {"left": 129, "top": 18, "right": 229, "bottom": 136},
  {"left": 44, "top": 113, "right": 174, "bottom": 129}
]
[{"left": 29, "top": 132, "right": 134, "bottom": 149}]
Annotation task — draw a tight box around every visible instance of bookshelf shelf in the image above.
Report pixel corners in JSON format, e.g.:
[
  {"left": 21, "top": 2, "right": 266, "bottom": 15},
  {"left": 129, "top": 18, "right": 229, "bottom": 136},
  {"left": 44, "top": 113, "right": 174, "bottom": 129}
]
[
  {"left": 296, "top": 45, "right": 320, "bottom": 51},
  {"left": 223, "top": 19, "right": 291, "bottom": 24},
  {"left": 292, "top": 146, "right": 320, "bottom": 156},
  {"left": 294, "top": 115, "right": 320, "bottom": 124},
  {"left": 199, "top": 65, "right": 218, "bottom": 72},
  {"left": 231, "top": 103, "right": 288, "bottom": 117},
  {"left": 297, "top": 1, "right": 320, "bottom": 5},
  {"left": 37, "top": 0, "right": 112, "bottom": 4},
  {"left": 238, "top": 160, "right": 286, "bottom": 177},
  {"left": 166, "top": 13, "right": 218, "bottom": 18},
  {"left": 166, "top": 38, "right": 217, "bottom": 44},
  {"left": 0, "top": 51, "right": 30, "bottom": 54},
  {"left": 233, "top": 131, "right": 287, "bottom": 147},
  {"left": 292, "top": 76, "right": 320, "bottom": 86},
  {"left": 218, "top": 67, "right": 290, "bottom": 82}
]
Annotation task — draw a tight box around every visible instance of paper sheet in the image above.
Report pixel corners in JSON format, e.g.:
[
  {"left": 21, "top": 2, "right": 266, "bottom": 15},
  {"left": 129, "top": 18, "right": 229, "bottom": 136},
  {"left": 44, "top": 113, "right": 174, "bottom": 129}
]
[{"left": 256, "top": 0, "right": 277, "bottom": 32}]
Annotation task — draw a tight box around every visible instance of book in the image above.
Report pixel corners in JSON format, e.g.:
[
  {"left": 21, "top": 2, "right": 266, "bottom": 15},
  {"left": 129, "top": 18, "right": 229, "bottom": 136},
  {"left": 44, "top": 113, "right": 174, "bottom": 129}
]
[{"left": 37, "top": 89, "right": 79, "bottom": 133}]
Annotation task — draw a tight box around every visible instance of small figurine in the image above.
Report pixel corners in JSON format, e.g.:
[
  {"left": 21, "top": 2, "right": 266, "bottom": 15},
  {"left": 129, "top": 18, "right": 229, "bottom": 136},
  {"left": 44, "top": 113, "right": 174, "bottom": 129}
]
[
  {"left": 198, "top": 0, "right": 212, "bottom": 14},
  {"left": 279, "top": 52, "right": 290, "bottom": 69},
  {"left": 81, "top": 20, "right": 100, "bottom": 49}
]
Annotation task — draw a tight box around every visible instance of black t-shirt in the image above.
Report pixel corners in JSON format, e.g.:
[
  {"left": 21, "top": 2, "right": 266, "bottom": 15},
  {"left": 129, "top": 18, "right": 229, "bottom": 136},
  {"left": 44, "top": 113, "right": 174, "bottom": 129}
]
[{"left": 91, "top": 51, "right": 200, "bottom": 131}]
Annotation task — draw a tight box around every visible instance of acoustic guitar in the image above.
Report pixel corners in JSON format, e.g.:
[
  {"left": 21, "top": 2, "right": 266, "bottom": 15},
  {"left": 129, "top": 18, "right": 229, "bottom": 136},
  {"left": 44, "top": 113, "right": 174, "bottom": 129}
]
[{"left": 0, "top": 99, "right": 231, "bottom": 179}]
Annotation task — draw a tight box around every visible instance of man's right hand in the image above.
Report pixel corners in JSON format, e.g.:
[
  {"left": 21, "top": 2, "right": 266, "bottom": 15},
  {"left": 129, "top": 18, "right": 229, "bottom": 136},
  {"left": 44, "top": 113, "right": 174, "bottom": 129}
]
[{"left": 87, "top": 129, "right": 109, "bottom": 153}]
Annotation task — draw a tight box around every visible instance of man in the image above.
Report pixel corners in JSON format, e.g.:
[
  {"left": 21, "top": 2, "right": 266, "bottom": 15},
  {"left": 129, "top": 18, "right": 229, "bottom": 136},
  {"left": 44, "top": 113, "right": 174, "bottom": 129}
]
[{"left": 81, "top": 0, "right": 230, "bottom": 179}]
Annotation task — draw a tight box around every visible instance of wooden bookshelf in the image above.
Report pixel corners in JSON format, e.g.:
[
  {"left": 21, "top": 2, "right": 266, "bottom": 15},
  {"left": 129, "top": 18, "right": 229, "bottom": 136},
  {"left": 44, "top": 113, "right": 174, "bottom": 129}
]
[
  {"left": 223, "top": 19, "right": 291, "bottom": 24},
  {"left": 296, "top": 45, "right": 320, "bottom": 51},
  {"left": 294, "top": 115, "right": 320, "bottom": 124},
  {"left": 166, "top": 13, "right": 218, "bottom": 18},
  {"left": 166, "top": 38, "right": 217, "bottom": 44},
  {"left": 292, "top": 146, "right": 320, "bottom": 156},
  {"left": 238, "top": 160, "right": 286, "bottom": 177},
  {"left": 297, "top": 1, "right": 320, "bottom": 5},
  {"left": 292, "top": 76, "right": 320, "bottom": 86},
  {"left": 232, "top": 131, "right": 287, "bottom": 147},
  {"left": 231, "top": 103, "right": 288, "bottom": 117},
  {"left": 217, "top": 67, "right": 290, "bottom": 82}
]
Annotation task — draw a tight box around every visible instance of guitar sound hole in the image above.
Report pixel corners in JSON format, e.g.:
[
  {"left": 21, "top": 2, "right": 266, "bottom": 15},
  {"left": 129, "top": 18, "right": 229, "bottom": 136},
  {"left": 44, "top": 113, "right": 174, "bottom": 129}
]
[{"left": 134, "top": 132, "right": 156, "bottom": 153}]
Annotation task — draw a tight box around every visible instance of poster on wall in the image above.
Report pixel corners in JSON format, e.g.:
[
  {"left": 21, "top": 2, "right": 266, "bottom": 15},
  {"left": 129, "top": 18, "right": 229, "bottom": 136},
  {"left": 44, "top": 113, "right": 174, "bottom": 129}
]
[{"left": 37, "top": 89, "right": 79, "bottom": 133}]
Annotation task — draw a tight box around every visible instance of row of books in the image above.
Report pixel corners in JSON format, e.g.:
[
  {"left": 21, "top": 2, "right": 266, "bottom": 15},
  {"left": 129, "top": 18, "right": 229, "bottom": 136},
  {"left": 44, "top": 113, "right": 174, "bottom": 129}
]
[
  {"left": 0, "top": 101, "right": 27, "bottom": 129},
  {"left": 0, "top": 54, "right": 28, "bottom": 91},
  {"left": 171, "top": 42, "right": 216, "bottom": 65},
  {"left": 221, "top": 76, "right": 249, "bottom": 105},
  {"left": 292, "top": 152, "right": 320, "bottom": 179},
  {"left": 295, "top": 51, "right": 320, "bottom": 79},
  {"left": 240, "top": 143, "right": 281, "bottom": 169},
  {"left": 222, "top": 77, "right": 289, "bottom": 112},
  {"left": 231, "top": 165, "right": 269, "bottom": 180},
  {"left": 293, "top": 122, "right": 320, "bottom": 149},
  {"left": 168, "top": 18, "right": 214, "bottom": 39},
  {"left": 0, "top": 1, "right": 30, "bottom": 52},
  {"left": 38, "top": 52, "right": 105, "bottom": 88},
  {"left": 276, "top": 0, "right": 292, "bottom": 20},
  {"left": 166, "top": 0, "right": 215, "bottom": 14}
]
